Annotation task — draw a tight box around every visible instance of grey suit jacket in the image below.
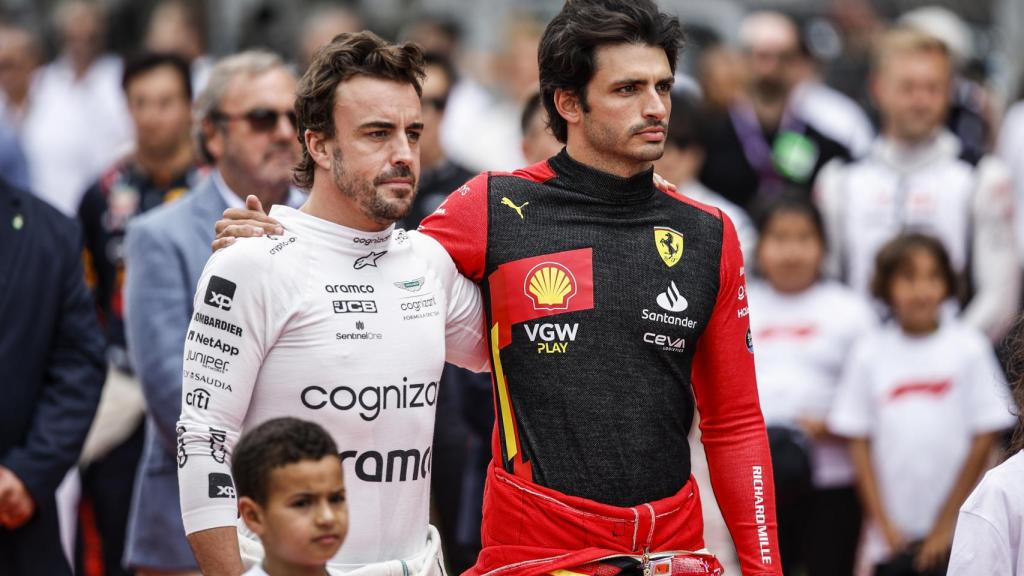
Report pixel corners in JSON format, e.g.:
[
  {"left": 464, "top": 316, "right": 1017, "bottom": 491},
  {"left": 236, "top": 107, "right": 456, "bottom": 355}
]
[{"left": 122, "top": 176, "right": 224, "bottom": 570}]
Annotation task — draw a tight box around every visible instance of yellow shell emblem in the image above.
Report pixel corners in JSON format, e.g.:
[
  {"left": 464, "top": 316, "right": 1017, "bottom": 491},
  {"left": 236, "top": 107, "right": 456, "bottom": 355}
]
[
  {"left": 524, "top": 263, "right": 577, "bottom": 310},
  {"left": 654, "top": 226, "right": 684, "bottom": 267}
]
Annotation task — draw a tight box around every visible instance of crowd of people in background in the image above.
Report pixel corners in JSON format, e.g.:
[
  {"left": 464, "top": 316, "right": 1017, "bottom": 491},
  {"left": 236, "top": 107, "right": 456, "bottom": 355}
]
[{"left": 2, "top": 0, "right": 1024, "bottom": 575}]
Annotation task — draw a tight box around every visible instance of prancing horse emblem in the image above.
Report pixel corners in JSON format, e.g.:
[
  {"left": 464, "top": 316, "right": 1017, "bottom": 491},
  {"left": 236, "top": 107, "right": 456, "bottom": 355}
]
[{"left": 653, "top": 226, "right": 684, "bottom": 267}]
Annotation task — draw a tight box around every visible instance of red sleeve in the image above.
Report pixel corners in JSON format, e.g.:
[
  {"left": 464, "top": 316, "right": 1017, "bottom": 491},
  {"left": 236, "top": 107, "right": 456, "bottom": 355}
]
[
  {"left": 690, "top": 212, "right": 782, "bottom": 575},
  {"left": 417, "top": 172, "right": 489, "bottom": 282}
]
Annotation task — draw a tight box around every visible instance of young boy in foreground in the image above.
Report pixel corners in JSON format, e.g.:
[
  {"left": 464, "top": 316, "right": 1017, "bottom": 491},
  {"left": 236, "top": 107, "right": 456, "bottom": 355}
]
[{"left": 233, "top": 417, "right": 348, "bottom": 576}]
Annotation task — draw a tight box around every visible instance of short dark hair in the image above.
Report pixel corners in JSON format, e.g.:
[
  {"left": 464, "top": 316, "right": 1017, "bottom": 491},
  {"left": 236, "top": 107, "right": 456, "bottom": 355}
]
[
  {"left": 538, "top": 0, "right": 684, "bottom": 143},
  {"left": 870, "top": 232, "right": 958, "bottom": 306},
  {"left": 122, "top": 52, "right": 193, "bottom": 100},
  {"left": 293, "top": 31, "right": 425, "bottom": 190},
  {"left": 520, "top": 91, "right": 543, "bottom": 135},
  {"left": 751, "top": 193, "right": 827, "bottom": 251},
  {"left": 232, "top": 417, "right": 339, "bottom": 505}
]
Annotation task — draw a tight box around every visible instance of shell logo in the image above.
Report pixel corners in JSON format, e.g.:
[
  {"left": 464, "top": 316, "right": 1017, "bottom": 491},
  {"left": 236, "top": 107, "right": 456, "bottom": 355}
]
[{"left": 524, "top": 262, "right": 577, "bottom": 310}]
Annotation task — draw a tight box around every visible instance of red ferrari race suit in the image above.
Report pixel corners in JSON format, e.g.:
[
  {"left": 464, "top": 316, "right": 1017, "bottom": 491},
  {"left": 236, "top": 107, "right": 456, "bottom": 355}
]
[{"left": 420, "top": 151, "right": 782, "bottom": 576}]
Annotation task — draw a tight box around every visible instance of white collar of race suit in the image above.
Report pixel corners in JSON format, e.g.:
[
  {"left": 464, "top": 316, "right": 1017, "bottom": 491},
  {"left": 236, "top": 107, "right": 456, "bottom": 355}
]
[{"left": 869, "top": 129, "right": 961, "bottom": 173}]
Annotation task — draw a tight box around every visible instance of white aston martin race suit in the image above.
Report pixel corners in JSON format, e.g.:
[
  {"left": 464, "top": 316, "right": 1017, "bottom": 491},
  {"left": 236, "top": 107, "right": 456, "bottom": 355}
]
[
  {"left": 815, "top": 130, "right": 1019, "bottom": 340},
  {"left": 176, "top": 205, "right": 488, "bottom": 573}
]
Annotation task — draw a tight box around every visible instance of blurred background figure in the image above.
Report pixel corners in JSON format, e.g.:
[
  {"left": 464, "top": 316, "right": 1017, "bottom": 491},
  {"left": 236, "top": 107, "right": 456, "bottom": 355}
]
[
  {"left": 0, "top": 177, "right": 105, "bottom": 576},
  {"left": 402, "top": 52, "right": 474, "bottom": 229},
  {"left": 440, "top": 13, "right": 542, "bottom": 172},
  {"left": 296, "top": 3, "right": 362, "bottom": 70},
  {"left": 0, "top": 22, "right": 41, "bottom": 130},
  {"left": 519, "top": 91, "right": 561, "bottom": 166},
  {"left": 123, "top": 50, "right": 302, "bottom": 576},
  {"left": 143, "top": 0, "right": 213, "bottom": 94},
  {"left": 75, "top": 52, "right": 201, "bottom": 576},
  {"left": 815, "top": 27, "right": 1018, "bottom": 343},
  {"left": 829, "top": 234, "right": 1014, "bottom": 575},
  {"left": 699, "top": 11, "right": 851, "bottom": 212},
  {"left": 899, "top": 6, "right": 995, "bottom": 164},
  {"left": 747, "top": 196, "right": 874, "bottom": 576},
  {"left": 655, "top": 91, "right": 756, "bottom": 263},
  {"left": 21, "top": 0, "right": 132, "bottom": 216}
]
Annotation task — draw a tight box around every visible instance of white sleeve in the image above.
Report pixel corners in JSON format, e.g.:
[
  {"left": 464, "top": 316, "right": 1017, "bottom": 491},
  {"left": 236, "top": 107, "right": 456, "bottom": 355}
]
[
  {"left": 415, "top": 231, "right": 489, "bottom": 373},
  {"left": 963, "top": 157, "right": 1019, "bottom": 341},
  {"left": 948, "top": 510, "right": 1013, "bottom": 575},
  {"left": 964, "top": 333, "right": 1016, "bottom": 434},
  {"left": 827, "top": 338, "right": 874, "bottom": 438},
  {"left": 813, "top": 159, "right": 847, "bottom": 281},
  {"left": 176, "top": 242, "right": 286, "bottom": 535}
]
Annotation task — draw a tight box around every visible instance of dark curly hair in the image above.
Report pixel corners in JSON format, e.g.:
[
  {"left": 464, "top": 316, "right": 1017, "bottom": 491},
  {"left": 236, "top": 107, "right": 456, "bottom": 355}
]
[
  {"left": 232, "top": 417, "right": 339, "bottom": 504},
  {"left": 293, "top": 31, "right": 424, "bottom": 189},
  {"left": 538, "top": 0, "right": 684, "bottom": 143}
]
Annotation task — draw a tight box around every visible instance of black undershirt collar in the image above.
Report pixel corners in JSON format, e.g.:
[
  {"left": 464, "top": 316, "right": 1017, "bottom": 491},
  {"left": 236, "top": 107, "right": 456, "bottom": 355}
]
[{"left": 547, "top": 149, "right": 656, "bottom": 204}]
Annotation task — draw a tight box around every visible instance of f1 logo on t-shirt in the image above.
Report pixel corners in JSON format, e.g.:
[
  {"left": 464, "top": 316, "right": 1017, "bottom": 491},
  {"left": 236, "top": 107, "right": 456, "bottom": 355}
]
[
  {"left": 208, "top": 472, "right": 235, "bottom": 498},
  {"left": 204, "top": 276, "right": 236, "bottom": 311}
]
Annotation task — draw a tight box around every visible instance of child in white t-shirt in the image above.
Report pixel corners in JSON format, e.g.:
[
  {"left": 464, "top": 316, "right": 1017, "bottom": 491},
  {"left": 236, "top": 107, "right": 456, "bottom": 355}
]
[
  {"left": 748, "top": 195, "right": 875, "bottom": 575},
  {"left": 948, "top": 325, "right": 1024, "bottom": 575},
  {"left": 235, "top": 417, "right": 348, "bottom": 576},
  {"left": 829, "top": 232, "right": 1015, "bottom": 575}
]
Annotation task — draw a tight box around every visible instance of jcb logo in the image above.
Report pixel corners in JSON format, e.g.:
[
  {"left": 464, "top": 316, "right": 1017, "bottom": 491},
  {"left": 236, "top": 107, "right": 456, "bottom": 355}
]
[
  {"left": 332, "top": 300, "right": 378, "bottom": 314},
  {"left": 204, "top": 276, "right": 237, "bottom": 311}
]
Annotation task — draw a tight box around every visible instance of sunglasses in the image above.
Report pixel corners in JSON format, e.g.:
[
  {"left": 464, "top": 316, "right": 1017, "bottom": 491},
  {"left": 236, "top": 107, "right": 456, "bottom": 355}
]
[{"left": 212, "top": 108, "right": 298, "bottom": 132}]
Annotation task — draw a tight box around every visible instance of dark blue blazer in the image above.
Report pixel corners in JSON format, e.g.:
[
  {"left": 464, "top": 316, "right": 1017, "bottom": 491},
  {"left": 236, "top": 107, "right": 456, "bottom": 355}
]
[{"left": 0, "top": 180, "right": 104, "bottom": 574}]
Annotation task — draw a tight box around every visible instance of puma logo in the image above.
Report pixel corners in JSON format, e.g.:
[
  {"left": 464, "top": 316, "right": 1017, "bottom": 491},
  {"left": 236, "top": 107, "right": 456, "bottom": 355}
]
[{"left": 501, "top": 197, "right": 529, "bottom": 219}]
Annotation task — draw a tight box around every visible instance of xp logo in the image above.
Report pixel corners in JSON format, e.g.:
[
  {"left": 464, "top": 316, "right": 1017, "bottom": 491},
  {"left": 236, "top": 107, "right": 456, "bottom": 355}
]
[
  {"left": 204, "top": 276, "right": 236, "bottom": 311},
  {"left": 524, "top": 262, "right": 577, "bottom": 310},
  {"left": 354, "top": 250, "right": 387, "bottom": 270},
  {"left": 185, "top": 388, "right": 211, "bottom": 410},
  {"left": 656, "top": 281, "right": 688, "bottom": 312},
  {"left": 654, "top": 227, "right": 684, "bottom": 267},
  {"left": 208, "top": 473, "right": 235, "bottom": 499}
]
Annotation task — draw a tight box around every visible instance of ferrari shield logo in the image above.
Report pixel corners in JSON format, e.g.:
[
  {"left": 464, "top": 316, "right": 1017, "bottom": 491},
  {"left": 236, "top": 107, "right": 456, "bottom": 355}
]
[{"left": 654, "top": 227, "right": 684, "bottom": 267}]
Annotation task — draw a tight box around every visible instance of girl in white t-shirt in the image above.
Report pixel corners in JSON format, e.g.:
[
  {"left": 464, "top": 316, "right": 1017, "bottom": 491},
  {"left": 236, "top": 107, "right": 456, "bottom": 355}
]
[
  {"left": 749, "top": 196, "right": 875, "bottom": 576},
  {"left": 948, "top": 329, "right": 1024, "bottom": 575},
  {"left": 829, "top": 233, "right": 1015, "bottom": 575}
]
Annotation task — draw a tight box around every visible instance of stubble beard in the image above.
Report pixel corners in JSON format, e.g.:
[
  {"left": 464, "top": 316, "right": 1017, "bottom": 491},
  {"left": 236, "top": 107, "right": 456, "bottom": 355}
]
[{"left": 331, "top": 147, "right": 412, "bottom": 226}]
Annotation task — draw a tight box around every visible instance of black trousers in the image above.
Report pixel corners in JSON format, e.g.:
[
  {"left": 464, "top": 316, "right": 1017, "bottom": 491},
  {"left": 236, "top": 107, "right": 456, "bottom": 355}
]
[{"left": 0, "top": 497, "right": 72, "bottom": 576}]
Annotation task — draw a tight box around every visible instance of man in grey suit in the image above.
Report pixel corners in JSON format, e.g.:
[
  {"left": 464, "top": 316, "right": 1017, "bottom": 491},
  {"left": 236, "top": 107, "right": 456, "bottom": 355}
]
[{"left": 122, "top": 50, "right": 305, "bottom": 576}]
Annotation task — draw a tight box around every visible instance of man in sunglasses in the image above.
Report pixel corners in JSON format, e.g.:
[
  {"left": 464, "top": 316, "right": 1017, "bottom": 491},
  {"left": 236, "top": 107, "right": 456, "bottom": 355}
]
[{"left": 122, "top": 50, "right": 306, "bottom": 576}]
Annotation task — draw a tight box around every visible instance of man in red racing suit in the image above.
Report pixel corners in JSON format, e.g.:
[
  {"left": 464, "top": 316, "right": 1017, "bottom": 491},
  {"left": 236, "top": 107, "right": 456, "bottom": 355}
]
[{"left": 418, "top": 2, "right": 782, "bottom": 574}]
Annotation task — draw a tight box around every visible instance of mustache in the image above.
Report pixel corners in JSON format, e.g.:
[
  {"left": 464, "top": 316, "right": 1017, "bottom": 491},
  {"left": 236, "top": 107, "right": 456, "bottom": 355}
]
[
  {"left": 630, "top": 119, "right": 668, "bottom": 135},
  {"left": 374, "top": 164, "right": 416, "bottom": 187}
]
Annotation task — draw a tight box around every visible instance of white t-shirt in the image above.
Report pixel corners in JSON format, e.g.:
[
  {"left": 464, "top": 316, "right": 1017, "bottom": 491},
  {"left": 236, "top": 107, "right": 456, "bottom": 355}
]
[
  {"left": 748, "top": 280, "right": 875, "bottom": 487},
  {"left": 177, "top": 206, "right": 488, "bottom": 571},
  {"left": 242, "top": 565, "right": 270, "bottom": 576},
  {"left": 828, "top": 320, "right": 1015, "bottom": 542},
  {"left": 948, "top": 449, "right": 1024, "bottom": 575}
]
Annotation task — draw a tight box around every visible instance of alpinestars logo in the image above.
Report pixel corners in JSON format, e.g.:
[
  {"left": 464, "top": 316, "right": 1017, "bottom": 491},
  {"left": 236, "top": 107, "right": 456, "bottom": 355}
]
[
  {"left": 656, "top": 281, "right": 688, "bottom": 312},
  {"left": 204, "top": 276, "right": 236, "bottom": 311},
  {"left": 354, "top": 251, "right": 387, "bottom": 270}
]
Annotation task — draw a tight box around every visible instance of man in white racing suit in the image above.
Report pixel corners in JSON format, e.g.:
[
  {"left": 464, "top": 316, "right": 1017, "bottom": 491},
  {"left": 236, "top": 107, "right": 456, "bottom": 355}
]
[
  {"left": 177, "top": 33, "right": 488, "bottom": 576},
  {"left": 814, "top": 27, "right": 1018, "bottom": 340}
]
